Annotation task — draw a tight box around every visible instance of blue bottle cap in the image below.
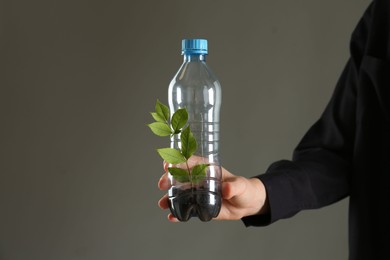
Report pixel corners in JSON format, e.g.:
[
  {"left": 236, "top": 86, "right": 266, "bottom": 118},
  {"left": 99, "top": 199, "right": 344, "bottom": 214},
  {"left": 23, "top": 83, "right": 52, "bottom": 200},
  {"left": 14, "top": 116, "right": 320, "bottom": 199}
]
[{"left": 181, "top": 39, "right": 208, "bottom": 55}]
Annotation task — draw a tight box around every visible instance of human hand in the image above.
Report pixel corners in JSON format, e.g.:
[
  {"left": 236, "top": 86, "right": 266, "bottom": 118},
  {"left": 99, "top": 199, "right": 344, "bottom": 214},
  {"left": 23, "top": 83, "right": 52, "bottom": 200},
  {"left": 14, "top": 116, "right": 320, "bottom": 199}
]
[{"left": 157, "top": 160, "right": 269, "bottom": 222}]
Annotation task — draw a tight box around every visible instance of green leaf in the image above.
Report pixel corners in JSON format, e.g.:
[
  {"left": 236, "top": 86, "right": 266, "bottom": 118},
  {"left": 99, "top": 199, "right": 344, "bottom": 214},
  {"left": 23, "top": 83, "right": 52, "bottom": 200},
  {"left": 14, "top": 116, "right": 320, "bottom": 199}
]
[
  {"left": 157, "top": 148, "right": 186, "bottom": 164},
  {"left": 151, "top": 112, "right": 166, "bottom": 123},
  {"left": 191, "top": 164, "right": 209, "bottom": 184},
  {"left": 181, "top": 126, "right": 197, "bottom": 159},
  {"left": 171, "top": 108, "right": 188, "bottom": 133},
  {"left": 148, "top": 122, "right": 172, "bottom": 137},
  {"left": 155, "top": 99, "right": 170, "bottom": 122},
  {"left": 168, "top": 167, "right": 190, "bottom": 183}
]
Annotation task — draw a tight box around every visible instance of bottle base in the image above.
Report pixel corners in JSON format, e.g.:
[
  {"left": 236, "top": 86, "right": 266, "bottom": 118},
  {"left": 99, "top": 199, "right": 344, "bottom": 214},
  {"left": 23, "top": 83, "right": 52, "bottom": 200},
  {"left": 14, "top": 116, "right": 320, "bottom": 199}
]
[{"left": 168, "top": 187, "right": 221, "bottom": 222}]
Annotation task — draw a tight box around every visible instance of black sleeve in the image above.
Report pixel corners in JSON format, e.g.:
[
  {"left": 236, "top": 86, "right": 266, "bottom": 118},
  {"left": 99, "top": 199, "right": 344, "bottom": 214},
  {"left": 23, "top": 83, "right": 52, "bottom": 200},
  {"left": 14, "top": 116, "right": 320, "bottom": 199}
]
[{"left": 242, "top": 1, "right": 373, "bottom": 227}]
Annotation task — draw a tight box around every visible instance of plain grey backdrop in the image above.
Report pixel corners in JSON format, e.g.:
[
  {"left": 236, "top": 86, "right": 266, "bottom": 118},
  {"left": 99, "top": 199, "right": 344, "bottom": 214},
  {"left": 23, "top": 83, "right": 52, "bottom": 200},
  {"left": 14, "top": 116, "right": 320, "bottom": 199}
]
[{"left": 1, "top": 0, "right": 370, "bottom": 259}]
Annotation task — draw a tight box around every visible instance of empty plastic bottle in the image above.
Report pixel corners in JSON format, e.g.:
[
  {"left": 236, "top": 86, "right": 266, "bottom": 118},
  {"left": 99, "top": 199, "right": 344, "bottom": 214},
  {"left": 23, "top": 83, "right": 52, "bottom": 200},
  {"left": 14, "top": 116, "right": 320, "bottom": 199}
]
[{"left": 167, "top": 39, "right": 222, "bottom": 221}]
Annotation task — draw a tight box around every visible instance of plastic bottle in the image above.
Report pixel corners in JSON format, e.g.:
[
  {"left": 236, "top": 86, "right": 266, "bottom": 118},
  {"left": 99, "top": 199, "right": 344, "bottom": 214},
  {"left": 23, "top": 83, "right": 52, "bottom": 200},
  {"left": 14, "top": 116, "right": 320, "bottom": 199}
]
[{"left": 167, "top": 39, "right": 222, "bottom": 222}]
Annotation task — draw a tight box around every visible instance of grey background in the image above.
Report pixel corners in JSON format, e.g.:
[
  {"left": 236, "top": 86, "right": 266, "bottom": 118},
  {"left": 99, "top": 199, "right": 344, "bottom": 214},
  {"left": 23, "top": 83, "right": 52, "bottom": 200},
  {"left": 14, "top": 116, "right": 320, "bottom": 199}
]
[{"left": 1, "top": 0, "right": 369, "bottom": 259}]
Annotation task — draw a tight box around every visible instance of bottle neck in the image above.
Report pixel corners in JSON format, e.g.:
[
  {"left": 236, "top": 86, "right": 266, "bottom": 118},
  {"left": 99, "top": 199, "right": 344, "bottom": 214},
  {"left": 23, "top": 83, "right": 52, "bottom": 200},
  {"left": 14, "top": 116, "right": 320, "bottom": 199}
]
[{"left": 183, "top": 54, "right": 207, "bottom": 62}]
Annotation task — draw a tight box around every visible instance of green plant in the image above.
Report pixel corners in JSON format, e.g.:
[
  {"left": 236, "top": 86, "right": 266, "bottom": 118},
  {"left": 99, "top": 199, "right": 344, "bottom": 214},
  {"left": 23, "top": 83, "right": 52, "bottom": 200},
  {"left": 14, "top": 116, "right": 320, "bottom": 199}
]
[{"left": 148, "top": 100, "right": 209, "bottom": 184}]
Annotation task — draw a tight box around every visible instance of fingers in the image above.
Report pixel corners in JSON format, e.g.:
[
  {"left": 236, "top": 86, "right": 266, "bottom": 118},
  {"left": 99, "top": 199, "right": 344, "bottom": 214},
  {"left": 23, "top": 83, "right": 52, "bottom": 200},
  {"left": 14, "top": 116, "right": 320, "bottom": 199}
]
[
  {"left": 168, "top": 213, "right": 179, "bottom": 222},
  {"left": 187, "top": 155, "right": 208, "bottom": 167},
  {"left": 161, "top": 161, "right": 180, "bottom": 223},
  {"left": 165, "top": 156, "right": 209, "bottom": 171},
  {"left": 158, "top": 194, "right": 180, "bottom": 222},
  {"left": 158, "top": 194, "right": 169, "bottom": 209},
  {"left": 163, "top": 161, "right": 169, "bottom": 172},
  {"left": 158, "top": 172, "right": 170, "bottom": 190}
]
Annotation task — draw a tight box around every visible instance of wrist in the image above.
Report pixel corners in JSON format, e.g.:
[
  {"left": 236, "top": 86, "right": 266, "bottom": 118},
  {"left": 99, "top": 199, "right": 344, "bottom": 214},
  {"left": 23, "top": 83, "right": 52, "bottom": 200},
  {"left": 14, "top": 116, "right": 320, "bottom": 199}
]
[{"left": 247, "top": 178, "right": 269, "bottom": 216}]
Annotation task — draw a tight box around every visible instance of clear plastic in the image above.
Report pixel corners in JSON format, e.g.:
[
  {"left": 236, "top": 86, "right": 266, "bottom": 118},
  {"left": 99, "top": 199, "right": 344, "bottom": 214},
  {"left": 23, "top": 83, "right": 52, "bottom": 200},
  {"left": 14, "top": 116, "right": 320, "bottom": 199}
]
[{"left": 167, "top": 47, "right": 222, "bottom": 222}]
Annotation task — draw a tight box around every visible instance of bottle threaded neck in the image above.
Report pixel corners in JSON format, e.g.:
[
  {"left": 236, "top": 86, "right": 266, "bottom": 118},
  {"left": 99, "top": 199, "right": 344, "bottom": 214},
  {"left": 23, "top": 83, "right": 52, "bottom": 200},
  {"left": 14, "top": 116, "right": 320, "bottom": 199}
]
[{"left": 183, "top": 54, "right": 206, "bottom": 62}]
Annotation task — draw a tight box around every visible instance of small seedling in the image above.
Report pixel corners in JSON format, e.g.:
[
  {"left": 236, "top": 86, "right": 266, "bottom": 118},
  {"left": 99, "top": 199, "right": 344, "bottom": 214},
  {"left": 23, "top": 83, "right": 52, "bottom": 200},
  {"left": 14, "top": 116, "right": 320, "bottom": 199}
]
[{"left": 148, "top": 100, "right": 209, "bottom": 185}]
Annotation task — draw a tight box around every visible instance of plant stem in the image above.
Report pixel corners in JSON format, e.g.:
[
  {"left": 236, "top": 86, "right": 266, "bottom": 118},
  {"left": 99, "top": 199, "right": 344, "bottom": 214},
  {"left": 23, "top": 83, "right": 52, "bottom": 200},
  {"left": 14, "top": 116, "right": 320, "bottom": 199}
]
[{"left": 185, "top": 159, "right": 192, "bottom": 186}]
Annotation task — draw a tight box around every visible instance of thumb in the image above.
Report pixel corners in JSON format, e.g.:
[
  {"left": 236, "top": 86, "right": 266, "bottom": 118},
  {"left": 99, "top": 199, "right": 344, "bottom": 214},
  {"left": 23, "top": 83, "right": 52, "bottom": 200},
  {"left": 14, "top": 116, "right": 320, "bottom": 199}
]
[{"left": 222, "top": 176, "right": 247, "bottom": 200}]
